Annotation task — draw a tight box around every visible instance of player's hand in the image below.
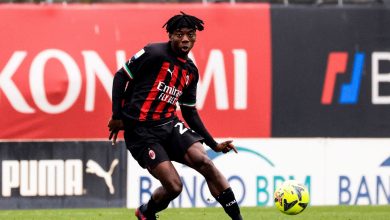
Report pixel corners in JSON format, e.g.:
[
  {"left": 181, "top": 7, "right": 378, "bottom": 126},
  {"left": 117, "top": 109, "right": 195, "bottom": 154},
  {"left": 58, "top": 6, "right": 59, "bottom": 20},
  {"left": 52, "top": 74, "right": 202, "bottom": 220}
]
[
  {"left": 214, "top": 140, "right": 238, "bottom": 154},
  {"left": 108, "top": 119, "right": 124, "bottom": 146}
]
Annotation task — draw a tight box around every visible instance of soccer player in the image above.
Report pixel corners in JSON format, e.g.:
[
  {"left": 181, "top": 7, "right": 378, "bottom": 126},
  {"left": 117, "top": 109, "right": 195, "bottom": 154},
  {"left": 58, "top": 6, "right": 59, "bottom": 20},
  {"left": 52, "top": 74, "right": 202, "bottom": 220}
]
[{"left": 108, "top": 12, "right": 243, "bottom": 220}]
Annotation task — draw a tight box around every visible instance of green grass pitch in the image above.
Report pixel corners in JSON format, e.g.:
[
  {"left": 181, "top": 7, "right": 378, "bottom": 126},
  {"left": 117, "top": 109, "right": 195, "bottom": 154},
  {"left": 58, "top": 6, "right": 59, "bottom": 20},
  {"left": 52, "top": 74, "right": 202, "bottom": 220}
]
[{"left": 0, "top": 206, "right": 389, "bottom": 220}]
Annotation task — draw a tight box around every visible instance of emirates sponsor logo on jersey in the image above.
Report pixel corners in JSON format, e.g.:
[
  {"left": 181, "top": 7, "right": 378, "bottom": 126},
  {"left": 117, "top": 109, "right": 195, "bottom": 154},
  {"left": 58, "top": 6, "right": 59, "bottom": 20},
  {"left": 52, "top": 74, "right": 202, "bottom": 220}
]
[{"left": 157, "top": 81, "right": 183, "bottom": 105}]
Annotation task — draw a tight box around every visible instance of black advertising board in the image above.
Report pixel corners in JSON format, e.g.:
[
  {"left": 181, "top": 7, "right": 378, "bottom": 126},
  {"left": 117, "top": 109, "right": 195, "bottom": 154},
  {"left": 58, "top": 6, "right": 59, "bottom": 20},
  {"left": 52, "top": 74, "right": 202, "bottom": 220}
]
[
  {"left": 271, "top": 6, "right": 390, "bottom": 137},
  {"left": 0, "top": 141, "right": 127, "bottom": 209}
]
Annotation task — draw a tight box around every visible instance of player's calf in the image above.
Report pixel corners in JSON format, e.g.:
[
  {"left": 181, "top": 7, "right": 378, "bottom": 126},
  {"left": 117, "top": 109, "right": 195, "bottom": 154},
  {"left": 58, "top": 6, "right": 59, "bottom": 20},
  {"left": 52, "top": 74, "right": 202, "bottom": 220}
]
[{"left": 215, "top": 187, "right": 243, "bottom": 220}]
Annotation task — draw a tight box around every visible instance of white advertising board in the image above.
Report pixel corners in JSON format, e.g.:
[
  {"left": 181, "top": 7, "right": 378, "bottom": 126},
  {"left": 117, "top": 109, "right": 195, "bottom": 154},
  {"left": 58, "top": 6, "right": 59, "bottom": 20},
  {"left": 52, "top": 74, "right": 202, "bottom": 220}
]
[{"left": 127, "top": 138, "right": 390, "bottom": 208}]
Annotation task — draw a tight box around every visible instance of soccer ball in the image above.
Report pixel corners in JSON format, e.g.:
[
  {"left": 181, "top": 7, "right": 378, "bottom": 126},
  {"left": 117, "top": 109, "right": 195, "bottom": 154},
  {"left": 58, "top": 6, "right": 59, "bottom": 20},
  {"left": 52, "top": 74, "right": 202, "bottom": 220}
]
[{"left": 274, "top": 180, "right": 310, "bottom": 215}]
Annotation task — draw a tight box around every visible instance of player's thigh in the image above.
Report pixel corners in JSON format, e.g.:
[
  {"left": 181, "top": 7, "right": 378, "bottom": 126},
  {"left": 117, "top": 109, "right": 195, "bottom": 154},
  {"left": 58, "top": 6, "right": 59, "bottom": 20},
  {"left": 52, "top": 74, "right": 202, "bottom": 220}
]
[
  {"left": 149, "top": 160, "right": 182, "bottom": 191},
  {"left": 125, "top": 127, "right": 170, "bottom": 170},
  {"left": 183, "top": 142, "right": 214, "bottom": 171}
]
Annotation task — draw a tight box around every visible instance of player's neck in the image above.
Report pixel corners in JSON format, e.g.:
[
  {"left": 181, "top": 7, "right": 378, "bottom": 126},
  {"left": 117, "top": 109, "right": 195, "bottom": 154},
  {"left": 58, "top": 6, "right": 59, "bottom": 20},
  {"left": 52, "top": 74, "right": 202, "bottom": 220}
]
[{"left": 169, "top": 42, "right": 189, "bottom": 59}]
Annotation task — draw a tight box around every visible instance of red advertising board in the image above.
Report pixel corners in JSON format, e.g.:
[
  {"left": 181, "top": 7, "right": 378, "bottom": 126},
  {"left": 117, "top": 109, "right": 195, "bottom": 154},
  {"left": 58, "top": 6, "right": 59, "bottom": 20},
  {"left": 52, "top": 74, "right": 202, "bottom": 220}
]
[{"left": 0, "top": 4, "right": 271, "bottom": 139}]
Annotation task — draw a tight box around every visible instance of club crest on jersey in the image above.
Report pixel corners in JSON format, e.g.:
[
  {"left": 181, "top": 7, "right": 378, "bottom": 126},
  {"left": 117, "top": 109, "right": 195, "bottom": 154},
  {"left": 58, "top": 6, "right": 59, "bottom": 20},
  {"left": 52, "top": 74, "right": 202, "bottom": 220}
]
[
  {"left": 148, "top": 149, "right": 156, "bottom": 160},
  {"left": 185, "top": 74, "right": 190, "bottom": 86}
]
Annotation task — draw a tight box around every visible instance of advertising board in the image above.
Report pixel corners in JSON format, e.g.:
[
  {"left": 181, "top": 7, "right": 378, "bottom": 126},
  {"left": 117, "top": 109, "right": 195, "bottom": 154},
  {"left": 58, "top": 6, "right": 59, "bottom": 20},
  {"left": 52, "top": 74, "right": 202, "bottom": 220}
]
[{"left": 0, "top": 141, "right": 127, "bottom": 209}]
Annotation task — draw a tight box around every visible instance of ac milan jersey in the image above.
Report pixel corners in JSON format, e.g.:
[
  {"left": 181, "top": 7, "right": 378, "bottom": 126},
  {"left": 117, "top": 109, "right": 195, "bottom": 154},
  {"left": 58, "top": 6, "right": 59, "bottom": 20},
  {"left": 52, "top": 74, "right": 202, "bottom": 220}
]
[{"left": 119, "top": 42, "right": 199, "bottom": 122}]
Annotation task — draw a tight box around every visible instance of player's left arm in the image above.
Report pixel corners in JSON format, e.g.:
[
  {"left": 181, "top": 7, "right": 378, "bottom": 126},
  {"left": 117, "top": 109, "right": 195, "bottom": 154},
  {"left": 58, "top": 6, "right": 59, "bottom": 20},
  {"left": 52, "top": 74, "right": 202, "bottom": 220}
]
[
  {"left": 179, "top": 63, "right": 237, "bottom": 153},
  {"left": 180, "top": 105, "right": 237, "bottom": 154}
]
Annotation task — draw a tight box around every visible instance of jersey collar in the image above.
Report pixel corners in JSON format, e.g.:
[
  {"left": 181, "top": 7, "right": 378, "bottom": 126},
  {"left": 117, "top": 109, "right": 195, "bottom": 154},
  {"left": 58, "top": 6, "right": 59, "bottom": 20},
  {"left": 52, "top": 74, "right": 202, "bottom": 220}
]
[{"left": 176, "top": 57, "right": 187, "bottom": 63}]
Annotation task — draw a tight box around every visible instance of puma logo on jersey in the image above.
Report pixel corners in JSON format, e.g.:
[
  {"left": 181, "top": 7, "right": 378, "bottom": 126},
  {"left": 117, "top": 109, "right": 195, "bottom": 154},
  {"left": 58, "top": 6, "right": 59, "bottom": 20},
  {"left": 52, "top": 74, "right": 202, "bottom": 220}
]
[{"left": 167, "top": 68, "right": 173, "bottom": 77}]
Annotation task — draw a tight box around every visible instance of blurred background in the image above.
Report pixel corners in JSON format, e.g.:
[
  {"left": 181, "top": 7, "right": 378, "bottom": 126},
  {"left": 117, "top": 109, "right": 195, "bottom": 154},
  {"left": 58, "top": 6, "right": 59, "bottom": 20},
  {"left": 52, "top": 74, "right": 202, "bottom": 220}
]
[
  {"left": 0, "top": 0, "right": 389, "bottom": 213},
  {"left": 0, "top": 0, "right": 388, "bottom": 4}
]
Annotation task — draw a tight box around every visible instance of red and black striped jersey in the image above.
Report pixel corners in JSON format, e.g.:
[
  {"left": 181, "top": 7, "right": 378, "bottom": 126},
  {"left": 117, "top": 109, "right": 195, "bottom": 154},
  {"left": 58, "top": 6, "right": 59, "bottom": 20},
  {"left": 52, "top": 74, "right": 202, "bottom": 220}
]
[{"left": 113, "top": 42, "right": 199, "bottom": 122}]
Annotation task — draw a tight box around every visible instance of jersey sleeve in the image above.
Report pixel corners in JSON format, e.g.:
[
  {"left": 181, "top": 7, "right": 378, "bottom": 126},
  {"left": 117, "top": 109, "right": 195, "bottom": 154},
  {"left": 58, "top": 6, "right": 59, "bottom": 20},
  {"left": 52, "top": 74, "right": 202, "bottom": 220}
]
[
  {"left": 179, "top": 67, "right": 199, "bottom": 107},
  {"left": 111, "top": 68, "right": 129, "bottom": 120},
  {"left": 122, "top": 46, "right": 148, "bottom": 80}
]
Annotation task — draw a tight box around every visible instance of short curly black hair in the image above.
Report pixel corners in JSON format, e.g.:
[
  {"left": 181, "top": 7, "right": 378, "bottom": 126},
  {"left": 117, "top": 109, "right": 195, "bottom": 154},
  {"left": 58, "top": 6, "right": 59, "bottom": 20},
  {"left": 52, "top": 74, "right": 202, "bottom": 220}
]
[{"left": 163, "top": 11, "right": 204, "bottom": 34}]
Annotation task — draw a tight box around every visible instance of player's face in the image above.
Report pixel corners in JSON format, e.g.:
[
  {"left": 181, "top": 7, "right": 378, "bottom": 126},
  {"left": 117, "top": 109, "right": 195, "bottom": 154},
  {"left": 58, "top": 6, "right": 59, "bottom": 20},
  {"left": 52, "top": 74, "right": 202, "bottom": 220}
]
[{"left": 169, "top": 28, "right": 196, "bottom": 56}]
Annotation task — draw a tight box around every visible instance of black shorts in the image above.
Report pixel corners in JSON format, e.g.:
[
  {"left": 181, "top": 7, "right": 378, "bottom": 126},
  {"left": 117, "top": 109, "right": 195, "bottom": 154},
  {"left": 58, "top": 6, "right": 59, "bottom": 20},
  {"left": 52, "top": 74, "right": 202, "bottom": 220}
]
[{"left": 124, "top": 117, "right": 204, "bottom": 170}]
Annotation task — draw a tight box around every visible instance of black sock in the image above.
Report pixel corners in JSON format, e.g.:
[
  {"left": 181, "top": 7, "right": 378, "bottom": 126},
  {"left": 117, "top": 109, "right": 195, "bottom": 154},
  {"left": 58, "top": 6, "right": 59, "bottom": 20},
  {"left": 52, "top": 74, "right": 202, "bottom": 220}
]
[
  {"left": 144, "top": 197, "right": 170, "bottom": 215},
  {"left": 215, "top": 187, "right": 243, "bottom": 220}
]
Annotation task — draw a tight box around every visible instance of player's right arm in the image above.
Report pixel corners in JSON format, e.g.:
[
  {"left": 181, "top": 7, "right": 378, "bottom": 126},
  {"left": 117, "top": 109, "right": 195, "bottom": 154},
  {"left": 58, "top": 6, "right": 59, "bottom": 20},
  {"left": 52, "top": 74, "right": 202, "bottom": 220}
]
[
  {"left": 108, "top": 68, "right": 129, "bottom": 145},
  {"left": 108, "top": 46, "right": 152, "bottom": 145}
]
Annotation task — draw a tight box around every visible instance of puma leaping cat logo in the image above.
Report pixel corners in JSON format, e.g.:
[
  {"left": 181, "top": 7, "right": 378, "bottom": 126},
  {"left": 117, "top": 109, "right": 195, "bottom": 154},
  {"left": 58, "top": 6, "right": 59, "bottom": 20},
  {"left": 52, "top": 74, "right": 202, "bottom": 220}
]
[{"left": 86, "top": 159, "right": 119, "bottom": 194}]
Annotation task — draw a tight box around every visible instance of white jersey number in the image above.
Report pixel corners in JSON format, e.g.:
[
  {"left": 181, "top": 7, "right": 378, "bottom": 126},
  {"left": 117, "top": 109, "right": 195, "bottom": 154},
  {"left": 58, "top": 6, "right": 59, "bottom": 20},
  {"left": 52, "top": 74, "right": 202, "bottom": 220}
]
[{"left": 174, "top": 122, "right": 188, "bottom": 135}]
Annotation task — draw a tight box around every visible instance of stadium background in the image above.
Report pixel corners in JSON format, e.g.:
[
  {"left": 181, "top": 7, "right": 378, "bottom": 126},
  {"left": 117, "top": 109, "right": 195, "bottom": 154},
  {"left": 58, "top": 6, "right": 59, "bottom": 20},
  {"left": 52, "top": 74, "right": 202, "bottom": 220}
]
[{"left": 1, "top": 0, "right": 390, "bottom": 211}]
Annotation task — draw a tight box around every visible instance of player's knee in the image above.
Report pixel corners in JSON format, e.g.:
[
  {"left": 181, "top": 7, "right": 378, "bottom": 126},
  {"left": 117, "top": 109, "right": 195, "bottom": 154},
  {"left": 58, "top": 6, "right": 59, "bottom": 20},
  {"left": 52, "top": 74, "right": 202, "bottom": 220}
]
[
  {"left": 198, "top": 157, "right": 216, "bottom": 174},
  {"left": 169, "top": 183, "right": 182, "bottom": 198},
  {"left": 172, "top": 182, "right": 183, "bottom": 197},
  {"left": 165, "top": 179, "right": 183, "bottom": 198}
]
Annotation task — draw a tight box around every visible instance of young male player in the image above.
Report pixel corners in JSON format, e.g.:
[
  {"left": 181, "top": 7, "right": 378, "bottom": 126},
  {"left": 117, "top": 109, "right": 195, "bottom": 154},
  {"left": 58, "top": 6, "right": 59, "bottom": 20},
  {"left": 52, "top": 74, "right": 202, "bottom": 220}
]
[{"left": 108, "top": 12, "right": 243, "bottom": 220}]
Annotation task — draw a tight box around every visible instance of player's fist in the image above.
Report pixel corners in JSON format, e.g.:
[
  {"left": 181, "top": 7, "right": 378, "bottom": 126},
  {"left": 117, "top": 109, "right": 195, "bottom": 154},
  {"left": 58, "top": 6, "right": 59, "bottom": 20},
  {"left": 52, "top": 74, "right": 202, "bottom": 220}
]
[
  {"left": 108, "top": 119, "right": 124, "bottom": 146},
  {"left": 213, "top": 140, "right": 238, "bottom": 154},
  {"left": 108, "top": 119, "right": 124, "bottom": 132}
]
